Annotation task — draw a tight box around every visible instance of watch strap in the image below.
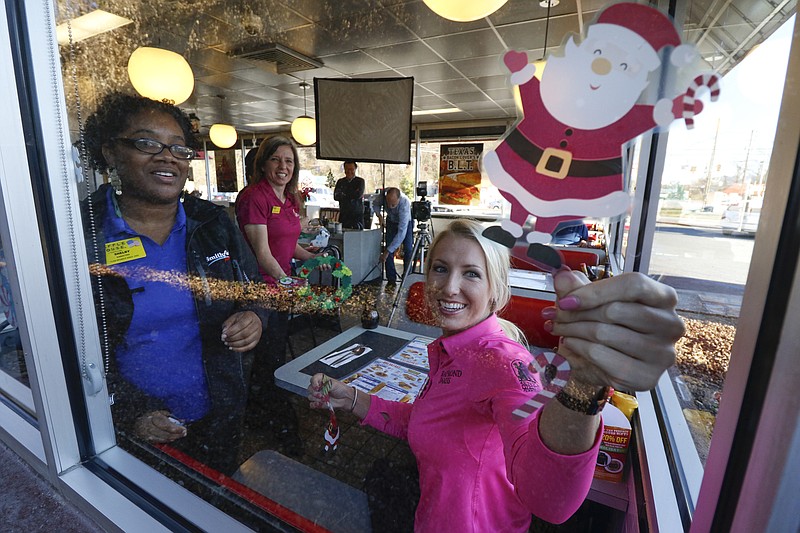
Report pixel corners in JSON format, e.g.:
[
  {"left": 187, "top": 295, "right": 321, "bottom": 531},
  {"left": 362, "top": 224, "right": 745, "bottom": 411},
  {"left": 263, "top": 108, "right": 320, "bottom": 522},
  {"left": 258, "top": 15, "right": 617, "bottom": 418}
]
[{"left": 556, "top": 383, "right": 614, "bottom": 415}]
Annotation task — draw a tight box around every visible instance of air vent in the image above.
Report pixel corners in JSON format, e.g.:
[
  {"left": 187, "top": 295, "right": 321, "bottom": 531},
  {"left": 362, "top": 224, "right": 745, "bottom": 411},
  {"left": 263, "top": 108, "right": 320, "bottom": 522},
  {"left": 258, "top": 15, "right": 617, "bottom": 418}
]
[{"left": 232, "top": 43, "right": 322, "bottom": 74}]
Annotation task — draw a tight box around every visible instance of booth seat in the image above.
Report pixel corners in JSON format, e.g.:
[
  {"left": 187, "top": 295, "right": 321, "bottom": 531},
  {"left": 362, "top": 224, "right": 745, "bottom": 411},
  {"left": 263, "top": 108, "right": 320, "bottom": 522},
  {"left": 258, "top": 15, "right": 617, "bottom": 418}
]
[{"left": 510, "top": 245, "right": 606, "bottom": 271}]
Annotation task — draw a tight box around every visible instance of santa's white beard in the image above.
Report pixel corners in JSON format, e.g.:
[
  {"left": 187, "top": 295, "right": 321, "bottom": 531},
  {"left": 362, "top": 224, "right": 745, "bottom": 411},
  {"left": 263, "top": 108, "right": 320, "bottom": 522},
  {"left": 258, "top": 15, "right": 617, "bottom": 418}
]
[{"left": 541, "top": 54, "right": 650, "bottom": 130}]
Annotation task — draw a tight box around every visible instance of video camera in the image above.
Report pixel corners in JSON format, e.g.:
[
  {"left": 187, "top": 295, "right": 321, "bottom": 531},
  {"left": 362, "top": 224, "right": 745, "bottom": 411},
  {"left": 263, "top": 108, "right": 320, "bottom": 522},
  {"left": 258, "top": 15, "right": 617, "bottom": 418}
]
[{"left": 411, "top": 181, "right": 431, "bottom": 222}]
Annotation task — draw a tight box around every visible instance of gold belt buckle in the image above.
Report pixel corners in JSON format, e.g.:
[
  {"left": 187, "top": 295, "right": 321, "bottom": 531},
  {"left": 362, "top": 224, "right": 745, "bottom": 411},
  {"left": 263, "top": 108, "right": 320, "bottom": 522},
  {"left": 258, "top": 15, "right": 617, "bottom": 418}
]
[{"left": 536, "top": 147, "right": 572, "bottom": 179}]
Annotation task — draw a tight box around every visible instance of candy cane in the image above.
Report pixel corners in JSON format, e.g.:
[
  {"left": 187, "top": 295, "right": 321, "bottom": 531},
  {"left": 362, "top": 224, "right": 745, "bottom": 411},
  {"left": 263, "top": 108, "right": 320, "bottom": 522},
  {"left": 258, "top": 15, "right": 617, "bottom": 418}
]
[
  {"left": 512, "top": 349, "right": 571, "bottom": 420},
  {"left": 683, "top": 73, "right": 720, "bottom": 129}
]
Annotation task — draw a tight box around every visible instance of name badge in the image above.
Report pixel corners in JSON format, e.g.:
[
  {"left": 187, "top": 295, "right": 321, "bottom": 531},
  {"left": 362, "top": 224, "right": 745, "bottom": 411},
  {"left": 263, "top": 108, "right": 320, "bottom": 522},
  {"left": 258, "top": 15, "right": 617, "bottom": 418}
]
[
  {"left": 272, "top": 206, "right": 281, "bottom": 214},
  {"left": 105, "top": 237, "right": 146, "bottom": 265}
]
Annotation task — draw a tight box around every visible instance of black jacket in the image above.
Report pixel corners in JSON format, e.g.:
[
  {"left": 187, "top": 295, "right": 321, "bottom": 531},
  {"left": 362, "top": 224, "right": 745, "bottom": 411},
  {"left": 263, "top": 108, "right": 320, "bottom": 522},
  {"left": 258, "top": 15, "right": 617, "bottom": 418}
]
[{"left": 82, "top": 185, "right": 268, "bottom": 470}]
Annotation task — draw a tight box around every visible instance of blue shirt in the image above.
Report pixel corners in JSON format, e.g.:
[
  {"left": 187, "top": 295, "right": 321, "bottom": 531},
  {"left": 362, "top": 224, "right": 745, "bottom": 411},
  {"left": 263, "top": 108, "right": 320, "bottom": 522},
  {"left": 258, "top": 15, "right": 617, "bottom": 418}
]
[
  {"left": 551, "top": 221, "right": 589, "bottom": 245},
  {"left": 373, "top": 193, "right": 412, "bottom": 252},
  {"left": 103, "top": 190, "right": 210, "bottom": 421}
]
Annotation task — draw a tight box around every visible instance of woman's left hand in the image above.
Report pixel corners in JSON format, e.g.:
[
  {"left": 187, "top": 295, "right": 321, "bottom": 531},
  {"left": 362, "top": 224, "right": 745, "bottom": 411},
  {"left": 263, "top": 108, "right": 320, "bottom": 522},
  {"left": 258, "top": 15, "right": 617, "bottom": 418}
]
[
  {"left": 221, "top": 311, "right": 262, "bottom": 352},
  {"left": 546, "top": 270, "right": 685, "bottom": 392}
]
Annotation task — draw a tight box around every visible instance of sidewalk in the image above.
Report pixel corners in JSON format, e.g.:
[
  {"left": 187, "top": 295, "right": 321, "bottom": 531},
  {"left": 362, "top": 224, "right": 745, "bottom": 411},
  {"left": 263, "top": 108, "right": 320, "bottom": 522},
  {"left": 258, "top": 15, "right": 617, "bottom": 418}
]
[{"left": 0, "top": 440, "right": 103, "bottom": 532}]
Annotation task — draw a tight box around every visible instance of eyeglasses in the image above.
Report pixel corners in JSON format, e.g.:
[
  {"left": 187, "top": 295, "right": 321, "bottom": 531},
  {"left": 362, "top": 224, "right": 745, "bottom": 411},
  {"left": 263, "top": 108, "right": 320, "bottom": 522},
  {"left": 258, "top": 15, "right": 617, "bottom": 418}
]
[{"left": 112, "top": 137, "right": 196, "bottom": 160}]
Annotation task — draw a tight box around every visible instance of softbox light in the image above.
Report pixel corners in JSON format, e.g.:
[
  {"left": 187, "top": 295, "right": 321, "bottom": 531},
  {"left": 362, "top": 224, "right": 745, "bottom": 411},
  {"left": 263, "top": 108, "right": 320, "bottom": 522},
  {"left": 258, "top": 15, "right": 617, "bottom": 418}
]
[{"left": 315, "top": 77, "right": 414, "bottom": 164}]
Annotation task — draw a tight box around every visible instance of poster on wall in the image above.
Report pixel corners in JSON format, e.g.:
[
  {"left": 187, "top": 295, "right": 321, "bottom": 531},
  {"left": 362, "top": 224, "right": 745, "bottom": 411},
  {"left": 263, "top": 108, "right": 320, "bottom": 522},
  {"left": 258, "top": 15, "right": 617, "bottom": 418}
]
[
  {"left": 438, "top": 143, "right": 483, "bottom": 206},
  {"left": 215, "top": 150, "right": 238, "bottom": 193}
]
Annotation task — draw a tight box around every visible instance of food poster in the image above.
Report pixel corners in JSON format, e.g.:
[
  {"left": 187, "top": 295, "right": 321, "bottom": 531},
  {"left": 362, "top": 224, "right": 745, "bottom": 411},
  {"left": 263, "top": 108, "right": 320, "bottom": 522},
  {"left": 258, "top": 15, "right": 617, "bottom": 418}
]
[
  {"left": 214, "top": 149, "right": 239, "bottom": 193},
  {"left": 389, "top": 336, "right": 434, "bottom": 370},
  {"left": 343, "top": 359, "right": 429, "bottom": 403},
  {"left": 438, "top": 143, "right": 483, "bottom": 206}
]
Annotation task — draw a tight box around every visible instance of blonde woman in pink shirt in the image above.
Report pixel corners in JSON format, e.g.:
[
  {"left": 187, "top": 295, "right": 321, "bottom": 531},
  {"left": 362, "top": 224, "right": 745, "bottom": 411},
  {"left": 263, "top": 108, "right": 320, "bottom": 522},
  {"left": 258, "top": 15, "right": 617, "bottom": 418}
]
[{"left": 309, "top": 219, "right": 683, "bottom": 531}]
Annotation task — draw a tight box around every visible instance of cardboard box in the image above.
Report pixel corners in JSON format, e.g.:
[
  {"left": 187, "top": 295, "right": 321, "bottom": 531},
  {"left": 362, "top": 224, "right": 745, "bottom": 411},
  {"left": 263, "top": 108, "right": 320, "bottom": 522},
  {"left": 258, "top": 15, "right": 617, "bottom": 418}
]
[{"left": 594, "top": 403, "right": 631, "bottom": 482}]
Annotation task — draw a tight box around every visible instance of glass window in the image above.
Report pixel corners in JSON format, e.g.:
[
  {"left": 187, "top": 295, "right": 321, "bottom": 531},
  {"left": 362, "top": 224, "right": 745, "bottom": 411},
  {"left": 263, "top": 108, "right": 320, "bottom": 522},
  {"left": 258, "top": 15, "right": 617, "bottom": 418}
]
[
  {"left": 0, "top": 226, "right": 33, "bottom": 414},
  {"left": 650, "top": 17, "right": 793, "bottom": 466}
]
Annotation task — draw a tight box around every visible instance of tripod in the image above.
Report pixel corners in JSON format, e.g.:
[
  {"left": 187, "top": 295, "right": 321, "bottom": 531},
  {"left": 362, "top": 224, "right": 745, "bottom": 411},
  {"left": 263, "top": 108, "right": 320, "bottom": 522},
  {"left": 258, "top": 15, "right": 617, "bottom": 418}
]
[{"left": 388, "top": 218, "right": 433, "bottom": 324}]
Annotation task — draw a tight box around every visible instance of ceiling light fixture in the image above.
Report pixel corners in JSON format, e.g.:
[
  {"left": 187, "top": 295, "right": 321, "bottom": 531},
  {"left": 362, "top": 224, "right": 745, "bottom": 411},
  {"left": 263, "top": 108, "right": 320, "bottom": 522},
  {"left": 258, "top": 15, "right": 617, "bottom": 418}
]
[
  {"left": 422, "top": 0, "right": 508, "bottom": 22},
  {"left": 245, "top": 121, "right": 292, "bottom": 128},
  {"left": 209, "top": 124, "right": 238, "bottom": 149},
  {"left": 127, "top": 47, "right": 194, "bottom": 105},
  {"left": 291, "top": 82, "right": 316, "bottom": 146},
  {"left": 412, "top": 108, "right": 462, "bottom": 116},
  {"left": 55, "top": 9, "right": 132, "bottom": 45}
]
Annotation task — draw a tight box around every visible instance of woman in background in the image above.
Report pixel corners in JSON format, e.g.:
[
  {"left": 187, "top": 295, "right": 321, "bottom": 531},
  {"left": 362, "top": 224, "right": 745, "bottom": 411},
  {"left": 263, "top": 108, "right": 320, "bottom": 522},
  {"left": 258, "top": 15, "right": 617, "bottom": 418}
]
[
  {"left": 309, "top": 219, "right": 683, "bottom": 530},
  {"left": 235, "top": 136, "right": 319, "bottom": 453}
]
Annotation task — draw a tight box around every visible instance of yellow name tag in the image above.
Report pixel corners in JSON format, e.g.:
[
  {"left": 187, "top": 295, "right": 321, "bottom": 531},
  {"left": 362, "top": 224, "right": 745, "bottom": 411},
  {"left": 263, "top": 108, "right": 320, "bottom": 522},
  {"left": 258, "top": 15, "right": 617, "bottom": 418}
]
[
  {"left": 272, "top": 206, "right": 281, "bottom": 214},
  {"left": 105, "top": 237, "right": 147, "bottom": 266}
]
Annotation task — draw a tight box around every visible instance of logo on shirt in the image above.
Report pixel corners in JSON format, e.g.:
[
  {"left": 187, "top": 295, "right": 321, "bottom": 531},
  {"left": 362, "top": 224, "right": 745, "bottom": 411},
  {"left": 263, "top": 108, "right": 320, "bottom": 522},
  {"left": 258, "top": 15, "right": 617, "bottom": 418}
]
[
  {"left": 438, "top": 369, "right": 462, "bottom": 384},
  {"left": 512, "top": 359, "right": 539, "bottom": 392},
  {"left": 206, "top": 250, "right": 230, "bottom": 265}
]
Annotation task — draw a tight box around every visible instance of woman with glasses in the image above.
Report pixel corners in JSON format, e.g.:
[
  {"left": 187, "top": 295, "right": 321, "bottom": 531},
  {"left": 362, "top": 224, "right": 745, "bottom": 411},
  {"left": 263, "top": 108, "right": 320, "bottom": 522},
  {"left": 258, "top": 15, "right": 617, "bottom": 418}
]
[{"left": 81, "top": 92, "right": 268, "bottom": 474}]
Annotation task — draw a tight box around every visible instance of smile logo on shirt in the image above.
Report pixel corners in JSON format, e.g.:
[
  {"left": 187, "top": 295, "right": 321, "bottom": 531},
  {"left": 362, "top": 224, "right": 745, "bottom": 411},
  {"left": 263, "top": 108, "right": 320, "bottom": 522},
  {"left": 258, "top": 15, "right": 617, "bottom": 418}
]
[{"left": 512, "top": 359, "right": 539, "bottom": 393}]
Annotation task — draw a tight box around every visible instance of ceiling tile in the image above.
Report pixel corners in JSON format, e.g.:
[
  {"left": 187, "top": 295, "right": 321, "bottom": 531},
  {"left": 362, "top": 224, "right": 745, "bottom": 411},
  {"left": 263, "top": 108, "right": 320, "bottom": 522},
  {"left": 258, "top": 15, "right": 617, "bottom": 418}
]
[
  {"left": 420, "top": 78, "right": 478, "bottom": 95},
  {"left": 399, "top": 62, "right": 460, "bottom": 83},
  {"left": 364, "top": 40, "right": 442, "bottom": 68},
  {"left": 195, "top": 73, "right": 264, "bottom": 92},
  {"left": 473, "top": 75, "right": 512, "bottom": 91},
  {"left": 450, "top": 55, "right": 506, "bottom": 78},
  {"left": 319, "top": 50, "right": 391, "bottom": 75},
  {"left": 425, "top": 28, "right": 506, "bottom": 62}
]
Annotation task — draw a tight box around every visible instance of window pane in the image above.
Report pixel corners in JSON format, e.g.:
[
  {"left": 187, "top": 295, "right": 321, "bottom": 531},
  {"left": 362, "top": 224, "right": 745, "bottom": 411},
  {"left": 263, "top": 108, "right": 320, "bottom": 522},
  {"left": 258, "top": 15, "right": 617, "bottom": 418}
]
[
  {"left": 0, "top": 226, "right": 32, "bottom": 412},
  {"left": 652, "top": 17, "right": 793, "bottom": 464}
]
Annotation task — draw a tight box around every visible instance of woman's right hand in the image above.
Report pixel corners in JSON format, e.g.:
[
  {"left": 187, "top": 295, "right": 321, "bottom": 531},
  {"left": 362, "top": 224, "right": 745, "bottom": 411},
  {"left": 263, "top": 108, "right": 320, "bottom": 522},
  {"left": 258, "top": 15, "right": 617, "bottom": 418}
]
[
  {"left": 307, "top": 373, "right": 354, "bottom": 411},
  {"left": 133, "top": 410, "right": 187, "bottom": 443}
]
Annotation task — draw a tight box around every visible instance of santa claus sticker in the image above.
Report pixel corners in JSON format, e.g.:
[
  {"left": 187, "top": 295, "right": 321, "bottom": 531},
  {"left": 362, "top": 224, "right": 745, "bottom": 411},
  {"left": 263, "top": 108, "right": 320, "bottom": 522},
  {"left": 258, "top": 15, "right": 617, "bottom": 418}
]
[{"left": 482, "top": 2, "right": 719, "bottom": 260}]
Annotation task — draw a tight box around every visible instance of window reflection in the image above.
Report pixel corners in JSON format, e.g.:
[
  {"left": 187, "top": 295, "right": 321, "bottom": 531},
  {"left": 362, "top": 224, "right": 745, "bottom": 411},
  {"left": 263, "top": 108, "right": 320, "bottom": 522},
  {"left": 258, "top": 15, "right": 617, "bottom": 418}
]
[{"left": 0, "top": 236, "right": 27, "bottom": 390}]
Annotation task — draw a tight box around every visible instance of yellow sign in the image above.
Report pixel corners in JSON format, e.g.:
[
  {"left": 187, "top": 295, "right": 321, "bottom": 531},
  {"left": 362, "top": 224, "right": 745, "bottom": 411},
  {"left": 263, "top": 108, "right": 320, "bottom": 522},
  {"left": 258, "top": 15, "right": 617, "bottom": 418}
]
[
  {"left": 271, "top": 206, "right": 281, "bottom": 214},
  {"left": 105, "top": 237, "right": 146, "bottom": 266}
]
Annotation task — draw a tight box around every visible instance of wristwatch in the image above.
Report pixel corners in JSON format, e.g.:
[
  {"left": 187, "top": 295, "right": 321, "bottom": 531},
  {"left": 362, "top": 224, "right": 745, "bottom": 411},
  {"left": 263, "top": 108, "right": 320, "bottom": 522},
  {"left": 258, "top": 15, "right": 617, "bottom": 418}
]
[{"left": 555, "top": 380, "right": 614, "bottom": 415}]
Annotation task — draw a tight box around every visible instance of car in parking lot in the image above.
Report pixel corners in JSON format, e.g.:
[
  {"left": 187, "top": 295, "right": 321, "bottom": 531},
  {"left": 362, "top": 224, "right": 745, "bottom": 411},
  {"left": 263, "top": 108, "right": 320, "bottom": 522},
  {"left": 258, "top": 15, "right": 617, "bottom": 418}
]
[{"left": 721, "top": 201, "right": 761, "bottom": 235}]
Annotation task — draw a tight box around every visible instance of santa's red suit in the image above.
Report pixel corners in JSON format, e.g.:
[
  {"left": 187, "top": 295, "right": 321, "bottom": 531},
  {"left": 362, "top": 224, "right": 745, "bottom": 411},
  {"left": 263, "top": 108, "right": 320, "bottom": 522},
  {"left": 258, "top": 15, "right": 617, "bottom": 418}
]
[{"left": 485, "top": 74, "right": 686, "bottom": 236}]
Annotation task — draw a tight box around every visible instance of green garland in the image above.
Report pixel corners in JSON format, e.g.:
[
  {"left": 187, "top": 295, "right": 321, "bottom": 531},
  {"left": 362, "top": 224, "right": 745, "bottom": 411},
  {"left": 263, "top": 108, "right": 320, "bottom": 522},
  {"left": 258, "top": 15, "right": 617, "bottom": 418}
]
[{"left": 296, "top": 255, "right": 353, "bottom": 310}]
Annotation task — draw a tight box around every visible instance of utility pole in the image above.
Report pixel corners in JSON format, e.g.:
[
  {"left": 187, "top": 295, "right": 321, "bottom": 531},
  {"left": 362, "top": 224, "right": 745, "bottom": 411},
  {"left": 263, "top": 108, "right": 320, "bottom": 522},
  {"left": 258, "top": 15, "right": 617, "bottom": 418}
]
[
  {"left": 703, "top": 118, "right": 720, "bottom": 207},
  {"left": 738, "top": 130, "right": 755, "bottom": 232}
]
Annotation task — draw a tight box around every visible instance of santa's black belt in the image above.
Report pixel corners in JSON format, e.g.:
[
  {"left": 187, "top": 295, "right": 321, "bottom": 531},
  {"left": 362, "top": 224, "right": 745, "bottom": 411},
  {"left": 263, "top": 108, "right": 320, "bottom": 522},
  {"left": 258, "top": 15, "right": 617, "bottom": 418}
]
[{"left": 505, "top": 129, "right": 622, "bottom": 179}]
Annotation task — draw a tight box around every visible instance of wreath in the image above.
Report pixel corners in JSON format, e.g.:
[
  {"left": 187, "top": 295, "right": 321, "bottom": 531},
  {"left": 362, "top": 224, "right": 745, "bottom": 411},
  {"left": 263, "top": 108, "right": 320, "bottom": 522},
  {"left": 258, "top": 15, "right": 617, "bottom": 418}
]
[{"left": 296, "top": 255, "right": 353, "bottom": 310}]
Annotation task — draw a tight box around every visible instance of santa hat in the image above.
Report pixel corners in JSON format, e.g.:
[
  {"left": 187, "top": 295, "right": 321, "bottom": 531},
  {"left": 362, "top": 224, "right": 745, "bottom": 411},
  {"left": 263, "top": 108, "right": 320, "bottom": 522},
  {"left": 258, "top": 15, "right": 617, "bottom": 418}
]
[{"left": 595, "top": 2, "right": 696, "bottom": 68}]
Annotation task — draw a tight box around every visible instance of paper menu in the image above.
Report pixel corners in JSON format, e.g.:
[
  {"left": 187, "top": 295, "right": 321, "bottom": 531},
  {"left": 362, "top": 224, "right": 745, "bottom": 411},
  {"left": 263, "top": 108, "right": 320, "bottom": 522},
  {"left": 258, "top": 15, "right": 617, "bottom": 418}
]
[
  {"left": 342, "top": 358, "right": 428, "bottom": 403},
  {"left": 389, "top": 336, "right": 433, "bottom": 370}
]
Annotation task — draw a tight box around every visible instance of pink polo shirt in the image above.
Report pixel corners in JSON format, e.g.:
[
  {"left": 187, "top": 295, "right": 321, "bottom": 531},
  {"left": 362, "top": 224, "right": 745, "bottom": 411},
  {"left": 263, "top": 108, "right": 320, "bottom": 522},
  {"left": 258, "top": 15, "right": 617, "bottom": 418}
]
[
  {"left": 236, "top": 181, "right": 301, "bottom": 284},
  {"left": 363, "top": 314, "right": 602, "bottom": 531}
]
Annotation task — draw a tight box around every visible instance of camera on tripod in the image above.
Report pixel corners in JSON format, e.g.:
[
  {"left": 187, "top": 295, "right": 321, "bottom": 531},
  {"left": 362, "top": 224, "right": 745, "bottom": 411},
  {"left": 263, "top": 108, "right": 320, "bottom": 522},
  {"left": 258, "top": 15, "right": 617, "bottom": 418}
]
[{"left": 411, "top": 181, "right": 431, "bottom": 222}]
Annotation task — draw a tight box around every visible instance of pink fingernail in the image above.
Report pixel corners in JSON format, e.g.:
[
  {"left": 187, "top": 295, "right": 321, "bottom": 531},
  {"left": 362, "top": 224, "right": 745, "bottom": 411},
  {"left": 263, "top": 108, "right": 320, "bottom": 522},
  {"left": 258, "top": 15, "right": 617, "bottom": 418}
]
[
  {"left": 541, "top": 307, "right": 557, "bottom": 319},
  {"left": 558, "top": 295, "right": 581, "bottom": 310},
  {"left": 543, "top": 320, "right": 553, "bottom": 332}
]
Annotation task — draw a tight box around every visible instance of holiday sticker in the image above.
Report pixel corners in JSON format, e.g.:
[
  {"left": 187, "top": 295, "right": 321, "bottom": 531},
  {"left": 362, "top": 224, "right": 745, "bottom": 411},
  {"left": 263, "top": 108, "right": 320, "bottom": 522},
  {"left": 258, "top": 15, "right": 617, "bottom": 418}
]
[{"left": 481, "top": 2, "right": 719, "bottom": 261}]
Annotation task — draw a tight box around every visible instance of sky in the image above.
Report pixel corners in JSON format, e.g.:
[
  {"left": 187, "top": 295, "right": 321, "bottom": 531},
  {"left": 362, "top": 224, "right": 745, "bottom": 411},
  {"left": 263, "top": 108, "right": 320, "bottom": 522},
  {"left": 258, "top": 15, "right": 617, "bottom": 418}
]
[{"left": 662, "top": 15, "right": 795, "bottom": 186}]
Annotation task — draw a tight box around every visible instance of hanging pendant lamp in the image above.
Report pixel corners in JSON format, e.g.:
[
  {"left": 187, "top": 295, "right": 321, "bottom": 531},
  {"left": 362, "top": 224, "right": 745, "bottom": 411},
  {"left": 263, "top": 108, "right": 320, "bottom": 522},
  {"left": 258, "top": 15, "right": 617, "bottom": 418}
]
[
  {"left": 422, "top": 0, "right": 508, "bottom": 22},
  {"left": 209, "top": 124, "right": 238, "bottom": 149},
  {"left": 127, "top": 47, "right": 194, "bottom": 105},
  {"left": 291, "top": 82, "right": 316, "bottom": 146}
]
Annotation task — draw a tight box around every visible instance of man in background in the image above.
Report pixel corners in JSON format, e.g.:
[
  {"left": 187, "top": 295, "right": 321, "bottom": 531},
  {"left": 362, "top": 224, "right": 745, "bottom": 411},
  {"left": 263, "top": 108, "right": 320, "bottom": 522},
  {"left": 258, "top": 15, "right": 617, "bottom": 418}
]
[
  {"left": 373, "top": 187, "right": 413, "bottom": 286},
  {"left": 334, "top": 160, "right": 366, "bottom": 229}
]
